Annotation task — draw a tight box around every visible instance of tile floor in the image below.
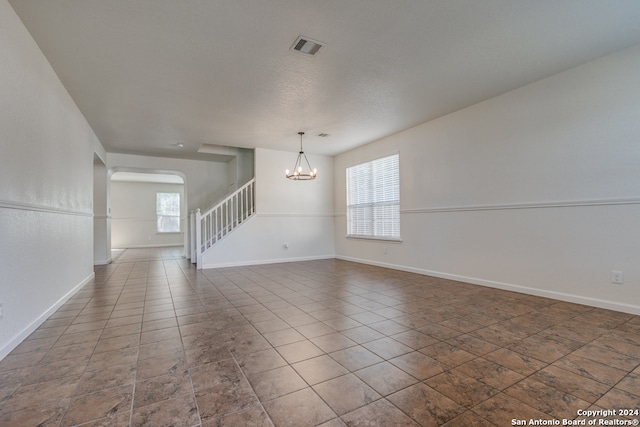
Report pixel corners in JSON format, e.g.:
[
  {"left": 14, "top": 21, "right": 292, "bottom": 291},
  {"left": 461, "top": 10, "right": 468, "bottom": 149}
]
[{"left": 1, "top": 247, "right": 639, "bottom": 426}]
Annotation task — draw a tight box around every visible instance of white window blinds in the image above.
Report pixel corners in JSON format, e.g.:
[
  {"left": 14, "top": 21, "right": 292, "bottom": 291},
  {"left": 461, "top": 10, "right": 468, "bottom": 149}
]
[
  {"left": 346, "top": 154, "right": 400, "bottom": 239},
  {"left": 156, "top": 192, "right": 180, "bottom": 233}
]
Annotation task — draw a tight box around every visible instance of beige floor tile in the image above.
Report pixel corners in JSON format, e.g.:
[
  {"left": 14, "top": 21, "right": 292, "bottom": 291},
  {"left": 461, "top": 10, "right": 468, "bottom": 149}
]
[
  {"left": 313, "top": 374, "right": 381, "bottom": 415},
  {"left": 247, "top": 365, "right": 307, "bottom": 401},
  {"left": 387, "top": 382, "right": 465, "bottom": 426},
  {"left": 1, "top": 249, "right": 639, "bottom": 427},
  {"left": 530, "top": 365, "right": 611, "bottom": 403},
  {"left": 203, "top": 405, "right": 273, "bottom": 427},
  {"left": 455, "top": 358, "right": 525, "bottom": 390},
  {"left": 133, "top": 371, "right": 193, "bottom": 409},
  {"left": 388, "top": 351, "right": 447, "bottom": 380},
  {"left": 482, "top": 348, "right": 547, "bottom": 376},
  {"left": 441, "top": 410, "right": 497, "bottom": 427},
  {"left": 275, "top": 340, "right": 323, "bottom": 364},
  {"left": 292, "top": 355, "right": 349, "bottom": 385},
  {"left": 329, "top": 346, "right": 384, "bottom": 371},
  {"left": 362, "top": 337, "right": 413, "bottom": 360},
  {"left": 131, "top": 392, "right": 199, "bottom": 427},
  {"left": 0, "top": 398, "right": 69, "bottom": 427},
  {"left": 75, "top": 363, "right": 136, "bottom": 395},
  {"left": 420, "top": 342, "right": 477, "bottom": 367},
  {"left": 263, "top": 388, "right": 336, "bottom": 427},
  {"left": 425, "top": 370, "right": 499, "bottom": 408},
  {"left": 61, "top": 384, "right": 133, "bottom": 427},
  {"left": 354, "top": 361, "right": 417, "bottom": 396},
  {"left": 503, "top": 377, "right": 590, "bottom": 418},
  {"left": 551, "top": 354, "right": 627, "bottom": 386},
  {"left": 341, "top": 399, "right": 419, "bottom": 427},
  {"left": 471, "top": 393, "right": 548, "bottom": 426}
]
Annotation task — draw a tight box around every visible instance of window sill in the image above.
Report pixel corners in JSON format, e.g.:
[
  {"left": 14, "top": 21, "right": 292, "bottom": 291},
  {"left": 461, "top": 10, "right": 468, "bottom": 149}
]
[
  {"left": 346, "top": 235, "right": 402, "bottom": 243},
  {"left": 156, "top": 232, "right": 184, "bottom": 235}
]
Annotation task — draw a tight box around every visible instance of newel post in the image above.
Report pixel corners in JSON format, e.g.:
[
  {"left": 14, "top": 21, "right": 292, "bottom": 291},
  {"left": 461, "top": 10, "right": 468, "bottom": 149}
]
[
  {"left": 195, "top": 208, "right": 202, "bottom": 269},
  {"left": 189, "top": 211, "right": 196, "bottom": 264}
]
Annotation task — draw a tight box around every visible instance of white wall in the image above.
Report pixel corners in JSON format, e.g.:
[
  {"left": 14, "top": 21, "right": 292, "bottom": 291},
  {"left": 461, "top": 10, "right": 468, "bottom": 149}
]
[
  {"left": 107, "top": 153, "right": 232, "bottom": 212},
  {"left": 201, "top": 148, "right": 335, "bottom": 267},
  {"left": 0, "top": 0, "right": 101, "bottom": 358},
  {"left": 93, "top": 155, "right": 110, "bottom": 264},
  {"left": 237, "top": 149, "right": 255, "bottom": 189},
  {"left": 334, "top": 44, "right": 640, "bottom": 314},
  {"left": 227, "top": 148, "right": 255, "bottom": 192},
  {"left": 111, "top": 181, "right": 185, "bottom": 248},
  {"left": 107, "top": 153, "right": 233, "bottom": 257}
]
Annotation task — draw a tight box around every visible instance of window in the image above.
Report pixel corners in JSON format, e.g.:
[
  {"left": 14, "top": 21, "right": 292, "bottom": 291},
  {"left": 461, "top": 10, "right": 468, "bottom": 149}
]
[
  {"left": 156, "top": 192, "right": 180, "bottom": 233},
  {"left": 346, "top": 154, "right": 400, "bottom": 240}
]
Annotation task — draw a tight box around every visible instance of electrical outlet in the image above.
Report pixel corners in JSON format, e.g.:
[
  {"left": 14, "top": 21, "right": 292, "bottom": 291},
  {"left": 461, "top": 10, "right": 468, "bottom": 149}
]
[
  {"left": 611, "top": 271, "right": 624, "bottom": 285},
  {"left": 0, "top": 303, "right": 4, "bottom": 320},
  {"left": 383, "top": 246, "right": 388, "bottom": 254}
]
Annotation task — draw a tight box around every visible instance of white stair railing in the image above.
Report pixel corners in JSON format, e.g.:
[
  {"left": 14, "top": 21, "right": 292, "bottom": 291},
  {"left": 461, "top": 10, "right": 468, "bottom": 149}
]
[{"left": 193, "top": 178, "right": 255, "bottom": 268}]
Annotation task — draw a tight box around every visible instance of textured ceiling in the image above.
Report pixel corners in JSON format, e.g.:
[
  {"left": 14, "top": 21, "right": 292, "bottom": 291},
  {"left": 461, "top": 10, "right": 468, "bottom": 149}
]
[{"left": 9, "top": 0, "right": 640, "bottom": 160}]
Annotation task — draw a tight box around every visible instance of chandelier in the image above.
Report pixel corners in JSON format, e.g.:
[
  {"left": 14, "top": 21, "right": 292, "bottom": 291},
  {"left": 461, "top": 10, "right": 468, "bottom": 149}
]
[{"left": 285, "top": 132, "right": 317, "bottom": 180}]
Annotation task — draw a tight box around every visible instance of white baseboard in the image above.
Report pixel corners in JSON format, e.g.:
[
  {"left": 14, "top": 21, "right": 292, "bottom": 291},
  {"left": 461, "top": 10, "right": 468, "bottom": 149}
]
[
  {"left": 0, "top": 272, "right": 95, "bottom": 361},
  {"left": 93, "top": 257, "right": 112, "bottom": 266},
  {"left": 116, "top": 243, "right": 183, "bottom": 249},
  {"left": 201, "top": 254, "right": 335, "bottom": 269},
  {"left": 336, "top": 255, "right": 640, "bottom": 315}
]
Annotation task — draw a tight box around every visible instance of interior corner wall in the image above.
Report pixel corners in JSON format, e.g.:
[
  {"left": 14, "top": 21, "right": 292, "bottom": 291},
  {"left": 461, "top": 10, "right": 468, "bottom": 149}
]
[
  {"left": 226, "top": 148, "right": 256, "bottom": 193},
  {"left": 111, "top": 181, "right": 185, "bottom": 248},
  {"left": 0, "top": 0, "right": 98, "bottom": 359},
  {"left": 237, "top": 149, "right": 255, "bottom": 188},
  {"left": 334, "top": 44, "right": 640, "bottom": 315},
  {"left": 201, "top": 148, "right": 335, "bottom": 268}
]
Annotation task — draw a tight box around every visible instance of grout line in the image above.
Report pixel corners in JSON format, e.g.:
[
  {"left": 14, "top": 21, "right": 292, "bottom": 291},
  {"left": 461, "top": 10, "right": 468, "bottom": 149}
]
[
  {"left": 54, "top": 258, "right": 125, "bottom": 427},
  {"left": 229, "top": 351, "right": 276, "bottom": 427},
  {"left": 3, "top": 253, "right": 639, "bottom": 426}
]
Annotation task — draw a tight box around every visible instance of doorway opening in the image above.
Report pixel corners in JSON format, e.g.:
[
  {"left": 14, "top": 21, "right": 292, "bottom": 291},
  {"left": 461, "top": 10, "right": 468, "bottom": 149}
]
[{"left": 109, "top": 169, "right": 188, "bottom": 259}]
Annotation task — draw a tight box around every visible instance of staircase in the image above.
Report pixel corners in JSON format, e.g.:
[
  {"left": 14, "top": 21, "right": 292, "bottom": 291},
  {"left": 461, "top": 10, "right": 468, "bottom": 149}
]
[{"left": 191, "top": 178, "right": 255, "bottom": 268}]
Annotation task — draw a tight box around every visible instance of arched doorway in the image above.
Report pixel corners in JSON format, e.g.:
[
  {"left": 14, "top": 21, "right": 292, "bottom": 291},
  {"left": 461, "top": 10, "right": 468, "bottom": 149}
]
[{"left": 108, "top": 168, "right": 189, "bottom": 259}]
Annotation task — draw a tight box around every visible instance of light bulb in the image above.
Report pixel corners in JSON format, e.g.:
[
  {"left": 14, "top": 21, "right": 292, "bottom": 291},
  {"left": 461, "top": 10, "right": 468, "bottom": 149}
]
[
  {"left": 285, "top": 169, "right": 290, "bottom": 176},
  {"left": 298, "top": 166, "right": 302, "bottom": 173}
]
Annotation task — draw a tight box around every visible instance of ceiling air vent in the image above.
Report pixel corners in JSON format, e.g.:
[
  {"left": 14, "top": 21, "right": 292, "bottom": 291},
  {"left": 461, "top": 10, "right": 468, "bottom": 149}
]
[
  {"left": 291, "top": 35, "right": 324, "bottom": 56},
  {"left": 318, "top": 133, "right": 330, "bottom": 138}
]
